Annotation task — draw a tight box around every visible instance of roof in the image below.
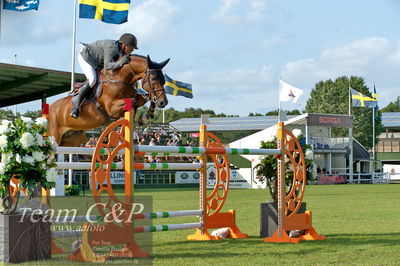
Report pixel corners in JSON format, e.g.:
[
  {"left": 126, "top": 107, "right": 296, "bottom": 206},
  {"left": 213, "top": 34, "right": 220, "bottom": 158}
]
[
  {"left": 0, "top": 63, "right": 85, "bottom": 107},
  {"left": 381, "top": 112, "right": 400, "bottom": 128},
  {"left": 170, "top": 116, "right": 290, "bottom": 132},
  {"left": 170, "top": 113, "right": 354, "bottom": 132}
]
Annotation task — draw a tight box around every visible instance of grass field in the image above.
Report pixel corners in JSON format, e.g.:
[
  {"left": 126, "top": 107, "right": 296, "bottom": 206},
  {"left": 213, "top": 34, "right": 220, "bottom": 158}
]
[{"left": 14, "top": 184, "right": 400, "bottom": 265}]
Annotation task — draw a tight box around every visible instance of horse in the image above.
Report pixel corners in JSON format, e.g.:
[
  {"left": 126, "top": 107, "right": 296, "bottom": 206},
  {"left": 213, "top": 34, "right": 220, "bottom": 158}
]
[{"left": 48, "top": 55, "right": 169, "bottom": 147}]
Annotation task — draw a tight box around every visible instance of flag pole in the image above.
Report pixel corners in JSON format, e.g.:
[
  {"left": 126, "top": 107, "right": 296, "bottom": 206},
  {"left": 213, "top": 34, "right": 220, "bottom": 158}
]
[
  {"left": 278, "top": 79, "right": 281, "bottom": 122},
  {"left": 70, "top": 0, "right": 78, "bottom": 91},
  {"left": 348, "top": 82, "right": 353, "bottom": 183}
]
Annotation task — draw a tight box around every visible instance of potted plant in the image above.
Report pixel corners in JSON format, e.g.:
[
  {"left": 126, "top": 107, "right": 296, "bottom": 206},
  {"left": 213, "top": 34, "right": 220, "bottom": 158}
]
[
  {"left": 0, "top": 116, "right": 58, "bottom": 263},
  {"left": 255, "top": 128, "right": 314, "bottom": 237}
]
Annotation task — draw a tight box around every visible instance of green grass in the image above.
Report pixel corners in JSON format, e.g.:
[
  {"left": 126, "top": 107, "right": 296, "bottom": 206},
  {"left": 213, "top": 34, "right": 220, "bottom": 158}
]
[{"left": 21, "top": 184, "right": 400, "bottom": 265}]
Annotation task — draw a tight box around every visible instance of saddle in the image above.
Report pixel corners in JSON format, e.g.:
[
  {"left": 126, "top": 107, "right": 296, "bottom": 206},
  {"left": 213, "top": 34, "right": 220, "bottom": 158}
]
[{"left": 70, "top": 71, "right": 103, "bottom": 106}]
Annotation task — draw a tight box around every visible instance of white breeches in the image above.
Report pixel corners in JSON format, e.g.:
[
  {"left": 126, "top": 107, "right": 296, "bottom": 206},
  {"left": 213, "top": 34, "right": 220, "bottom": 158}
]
[{"left": 78, "top": 53, "right": 97, "bottom": 87}]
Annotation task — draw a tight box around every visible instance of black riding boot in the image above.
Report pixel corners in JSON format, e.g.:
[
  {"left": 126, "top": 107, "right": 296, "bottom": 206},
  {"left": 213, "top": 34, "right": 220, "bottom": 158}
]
[{"left": 70, "top": 81, "right": 92, "bottom": 119}]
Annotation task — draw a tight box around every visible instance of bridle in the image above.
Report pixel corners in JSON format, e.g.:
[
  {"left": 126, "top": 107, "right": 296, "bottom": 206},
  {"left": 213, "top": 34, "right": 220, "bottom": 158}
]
[
  {"left": 102, "top": 57, "right": 165, "bottom": 104},
  {"left": 141, "top": 69, "right": 166, "bottom": 104}
]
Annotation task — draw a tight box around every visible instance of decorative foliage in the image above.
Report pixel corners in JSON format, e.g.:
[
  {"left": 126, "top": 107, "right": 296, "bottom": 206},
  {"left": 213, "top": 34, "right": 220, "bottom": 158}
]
[
  {"left": 0, "top": 117, "right": 57, "bottom": 214},
  {"left": 255, "top": 129, "right": 314, "bottom": 202}
]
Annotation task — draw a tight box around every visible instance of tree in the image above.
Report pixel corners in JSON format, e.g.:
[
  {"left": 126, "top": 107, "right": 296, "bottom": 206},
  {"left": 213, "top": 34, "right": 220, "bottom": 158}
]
[
  {"left": 381, "top": 96, "right": 400, "bottom": 112},
  {"left": 305, "top": 76, "right": 384, "bottom": 149},
  {"left": 0, "top": 109, "right": 13, "bottom": 119},
  {"left": 265, "top": 109, "right": 302, "bottom": 116}
]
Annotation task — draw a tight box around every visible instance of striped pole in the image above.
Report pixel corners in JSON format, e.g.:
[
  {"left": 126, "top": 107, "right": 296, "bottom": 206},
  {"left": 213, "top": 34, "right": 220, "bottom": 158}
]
[
  {"left": 57, "top": 145, "right": 280, "bottom": 156},
  {"left": 134, "top": 223, "right": 201, "bottom": 233},
  {"left": 56, "top": 162, "right": 202, "bottom": 171},
  {"left": 134, "top": 210, "right": 202, "bottom": 220},
  {"left": 135, "top": 145, "right": 281, "bottom": 156}
]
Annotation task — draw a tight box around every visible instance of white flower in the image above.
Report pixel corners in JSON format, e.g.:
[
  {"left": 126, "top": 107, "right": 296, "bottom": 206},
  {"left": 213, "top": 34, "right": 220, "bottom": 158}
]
[
  {"left": 0, "top": 135, "right": 8, "bottom": 149},
  {"left": 0, "top": 123, "right": 10, "bottom": 135},
  {"left": 292, "top": 129, "right": 302, "bottom": 138},
  {"left": 20, "top": 132, "right": 35, "bottom": 148},
  {"left": 48, "top": 136, "right": 58, "bottom": 149},
  {"left": 35, "top": 117, "right": 48, "bottom": 128},
  {"left": 305, "top": 149, "right": 314, "bottom": 160},
  {"left": 1, "top": 152, "right": 13, "bottom": 164},
  {"left": 22, "top": 155, "right": 35, "bottom": 165},
  {"left": 32, "top": 151, "right": 45, "bottom": 162},
  {"left": 36, "top": 134, "right": 45, "bottom": 146},
  {"left": 265, "top": 134, "right": 275, "bottom": 143},
  {"left": 16, "top": 154, "right": 22, "bottom": 163},
  {"left": 20, "top": 116, "right": 33, "bottom": 125},
  {"left": 0, "top": 162, "right": 6, "bottom": 175},
  {"left": 46, "top": 168, "right": 58, "bottom": 182}
]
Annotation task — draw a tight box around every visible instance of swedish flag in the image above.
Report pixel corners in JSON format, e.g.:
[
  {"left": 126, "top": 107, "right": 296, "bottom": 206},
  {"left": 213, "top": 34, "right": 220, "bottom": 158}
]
[
  {"left": 351, "top": 88, "right": 377, "bottom": 108},
  {"left": 79, "top": 0, "right": 130, "bottom": 24},
  {"left": 164, "top": 74, "right": 193, "bottom": 99}
]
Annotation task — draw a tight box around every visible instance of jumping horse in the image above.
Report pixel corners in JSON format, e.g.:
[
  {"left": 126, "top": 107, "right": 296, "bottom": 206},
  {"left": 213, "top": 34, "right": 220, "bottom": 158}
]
[{"left": 49, "top": 55, "right": 169, "bottom": 147}]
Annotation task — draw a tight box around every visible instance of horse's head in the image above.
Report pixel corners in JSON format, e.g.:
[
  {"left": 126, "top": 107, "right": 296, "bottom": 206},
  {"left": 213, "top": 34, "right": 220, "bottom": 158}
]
[{"left": 141, "top": 55, "right": 170, "bottom": 108}]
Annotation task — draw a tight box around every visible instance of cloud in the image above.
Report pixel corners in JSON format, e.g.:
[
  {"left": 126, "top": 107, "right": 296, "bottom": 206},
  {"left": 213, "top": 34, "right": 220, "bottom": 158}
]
[
  {"left": 115, "top": 0, "right": 180, "bottom": 46},
  {"left": 261, "top": 33, "right": 290, "bottom": 48},
  {"left": 1, "top": 4, "right": 71, "bottom": 47},
  {"left": 281, "top": 37, "right": 393, "bottom": 83},
  {"left": 211, "top": 0, "right": 267, "bottom": 25}
]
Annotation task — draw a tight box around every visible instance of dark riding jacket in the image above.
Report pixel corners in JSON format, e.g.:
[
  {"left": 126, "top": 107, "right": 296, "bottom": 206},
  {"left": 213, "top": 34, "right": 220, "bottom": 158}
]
[{"left": 80, "top": 40, "right": 126, "bottom": 70}]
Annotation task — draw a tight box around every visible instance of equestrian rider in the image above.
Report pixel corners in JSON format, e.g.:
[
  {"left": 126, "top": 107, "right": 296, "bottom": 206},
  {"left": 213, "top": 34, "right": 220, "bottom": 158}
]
[{"left": 70, "top": 33, "right": 138, "bottom": 119}]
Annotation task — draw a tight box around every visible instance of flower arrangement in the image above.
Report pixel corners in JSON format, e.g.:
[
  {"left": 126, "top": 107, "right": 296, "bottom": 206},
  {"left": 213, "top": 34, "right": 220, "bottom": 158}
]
[
  {"left": 0, "top": 116, "right": 57, "bottom": 214},
  {"left": 255, "top": 128, "right": 314, "bottom": 202}
]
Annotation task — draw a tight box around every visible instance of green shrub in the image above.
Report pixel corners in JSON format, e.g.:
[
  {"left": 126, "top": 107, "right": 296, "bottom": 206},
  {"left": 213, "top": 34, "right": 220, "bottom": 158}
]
[{"left": 64, "top": 184, "right": 80, "bottom": 196}]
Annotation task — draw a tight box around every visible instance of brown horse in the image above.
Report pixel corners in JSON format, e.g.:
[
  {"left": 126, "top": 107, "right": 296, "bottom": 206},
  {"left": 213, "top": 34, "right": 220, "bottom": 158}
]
[{"left": 49, "top": 55, "right": 169, "bottom": 147}]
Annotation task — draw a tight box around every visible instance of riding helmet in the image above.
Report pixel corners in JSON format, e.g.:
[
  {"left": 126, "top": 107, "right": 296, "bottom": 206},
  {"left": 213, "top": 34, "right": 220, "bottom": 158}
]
[{"left": 119, "top": 33, "right": 138, "bottom": 49}]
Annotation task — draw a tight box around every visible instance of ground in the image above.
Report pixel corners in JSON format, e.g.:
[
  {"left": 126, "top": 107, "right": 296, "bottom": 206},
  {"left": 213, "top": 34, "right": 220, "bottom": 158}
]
[{"left": 12, "top": 184, "right": 400, "bottom": 265}]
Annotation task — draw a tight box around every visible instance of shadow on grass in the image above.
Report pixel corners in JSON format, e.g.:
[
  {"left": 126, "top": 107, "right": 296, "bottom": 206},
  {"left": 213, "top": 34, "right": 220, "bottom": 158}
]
[{"left": 324, "top": 232, "right": 400, "bottom": 246}]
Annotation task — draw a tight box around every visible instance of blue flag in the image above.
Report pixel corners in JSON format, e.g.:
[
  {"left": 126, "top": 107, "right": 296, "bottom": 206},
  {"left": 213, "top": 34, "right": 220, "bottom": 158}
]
[
  {"left": 351, "top": 88, "right": 377, "bottom": 108},
  {"left": 164, "top": 74, "right": 193, "bottom": 99},
  {"left": 373, "top": 85, "right": 378, "bottom": 120},
  {"left": 79, "top": 0, "right": 130, "bottom": 24},
  {"left": 3, "top": 0, "right": 39, "bottom": 11}
]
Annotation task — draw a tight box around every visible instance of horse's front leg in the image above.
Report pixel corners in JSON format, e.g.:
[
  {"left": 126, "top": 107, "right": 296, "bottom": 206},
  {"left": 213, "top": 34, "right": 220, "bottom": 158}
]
[{"left": 146, "top": 102, "right": 156, "bottom": 120}]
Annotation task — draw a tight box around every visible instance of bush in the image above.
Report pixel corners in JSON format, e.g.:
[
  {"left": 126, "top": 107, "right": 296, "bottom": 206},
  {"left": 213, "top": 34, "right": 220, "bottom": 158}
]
[{"left": 65, "top": 185, "right": 80, "bottom": 196}]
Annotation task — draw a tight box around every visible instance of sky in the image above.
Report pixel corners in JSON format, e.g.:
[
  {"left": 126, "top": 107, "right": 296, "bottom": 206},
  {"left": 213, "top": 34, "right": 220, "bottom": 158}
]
[{"left": 1, "top": 0, "right": 400, "bottom": 117}]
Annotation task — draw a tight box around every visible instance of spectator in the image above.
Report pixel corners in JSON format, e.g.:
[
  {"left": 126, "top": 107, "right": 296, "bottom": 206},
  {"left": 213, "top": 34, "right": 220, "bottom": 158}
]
[
  {"left": 316, "top": 165, "right": 321, "bottom": 175},
  {"left": 85, "top": 137, "right": 97, "bottom": 147},
  {"left": 322, "top": 166, "right": 327, "bottom": 174},
  {"left": 143, "top": 125, "right": 151, "bottom": 140},
  {"left": 149, "top": 138, "right": 156, "bottom": 146}
]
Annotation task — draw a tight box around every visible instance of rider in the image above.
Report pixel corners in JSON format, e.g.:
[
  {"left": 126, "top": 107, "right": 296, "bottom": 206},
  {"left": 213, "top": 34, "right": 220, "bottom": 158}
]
[{"left": 70, "top": 33, "right": 138, "bottom": 119}]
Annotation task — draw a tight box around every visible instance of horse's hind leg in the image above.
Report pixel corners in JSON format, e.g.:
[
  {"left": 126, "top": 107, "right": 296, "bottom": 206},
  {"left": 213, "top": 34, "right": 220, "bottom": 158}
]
[{"left": 60, "top": 130, "right": 86, "bottom": 147}]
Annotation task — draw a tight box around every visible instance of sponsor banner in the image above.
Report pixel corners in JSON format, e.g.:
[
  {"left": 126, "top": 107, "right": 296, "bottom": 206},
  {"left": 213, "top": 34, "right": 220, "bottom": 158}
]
[
  {"left": 206, "top": 166, "right": 251, "bottom": 189},
  {"left": 89, "top": 171, "right": 136, "bottom": 185},
  {"left": 307, "top": 114, "right": 352, "bottom": 127},
  {"left": 318, "top": 175, "right": 347, "bottom": 184},
  {"left": 175, "top": 171, "right": 200, "bottom": 183}
]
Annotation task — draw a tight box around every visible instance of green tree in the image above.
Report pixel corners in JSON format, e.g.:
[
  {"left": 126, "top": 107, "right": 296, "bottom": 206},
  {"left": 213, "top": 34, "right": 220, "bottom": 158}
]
[
  {"left": 305, "top": 76, "right": 384, "bottom": 149},
  {"left": 0, "top": 109, "right": 13, "bottom": 119},
  {"left": 381, "top": 96, "right": 400, "bottom": 112},
  {"left": 265, "top": 109, "right": 302, "bottom": 116}
]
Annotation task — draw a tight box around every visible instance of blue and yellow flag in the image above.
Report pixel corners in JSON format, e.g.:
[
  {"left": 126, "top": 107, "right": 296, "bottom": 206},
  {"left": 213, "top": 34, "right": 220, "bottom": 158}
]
[
  {"left": 79, "top": 0, "right": 130, "bottom": 24},
  {"left": 351, "top": 88, "right": 377, "bottom": 108},
  {"left": 164, "top": 74, "right": 193, "bottom": 99},
  {"left": 3, "top": 0, "right": 39, "bottom": 11}
]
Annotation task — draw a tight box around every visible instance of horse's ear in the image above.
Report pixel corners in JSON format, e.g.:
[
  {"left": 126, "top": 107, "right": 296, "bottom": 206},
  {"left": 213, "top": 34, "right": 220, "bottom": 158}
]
[
  {"left": 159, "top": 58, "right": 170, "bottom": 69},
  {"left": 146, "top": 55, "right": 152, "bottom": 63}
]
